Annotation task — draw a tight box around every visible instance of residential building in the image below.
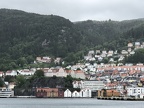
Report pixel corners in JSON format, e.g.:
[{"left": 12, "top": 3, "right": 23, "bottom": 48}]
[
  {"left": 18, "top": 69, "right": 35, "bottom": 75},
  {"left": 127, "top": 87, "right": 144, "bottom": 98},
  {"left": 128, "top": 43, "right": 133, "bottom": 48},
  {"left": 0, "top": 72, "right": 3, "bottom": 77},
  {"left": 72, "top": 91, "right": 80, "bottom": 97},
  {"left": 5, "top": 70, "right": 17, "bottom": 76},
  {"left": 73, "top": 80, "right": 105, "bottom": 91},
  {"left": 79, "top": 88, "right": 91, "bottom": 97},
  {"left": 98, "top": 89, "right": 120, "bottom": 97},
  {"left": 0, "top": 87, "right": 14, "bottom": 97},
  {"left": 36, "top": 88, "right": 64, "bottom": 98},
  {"left": 56, "top": 68, "right": 67, "bottom": 77},
  {"left": 75, "top": 70, "right": 85, "bottom": 79},
  {"left": 64, "top": 89, "right": 72, "bottom": 97},
  {"left": 121, "top": 50, "right": 128, "bottom": 55}
]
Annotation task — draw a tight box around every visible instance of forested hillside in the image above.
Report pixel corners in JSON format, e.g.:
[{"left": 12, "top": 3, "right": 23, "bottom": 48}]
[
  {"left": 0, "top": 9, "right": 83, "bottom": 70},
  {"left": 0, "top": 9, "right": 144, "bottom": 70},
  {"left": 75, "top": 18, "right": 144, "bottom": 50}
]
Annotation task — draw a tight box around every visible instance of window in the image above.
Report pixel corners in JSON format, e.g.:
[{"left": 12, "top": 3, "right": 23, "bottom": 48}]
[{"left": 133, "top": 89, "right": 136, "bottom": 93}]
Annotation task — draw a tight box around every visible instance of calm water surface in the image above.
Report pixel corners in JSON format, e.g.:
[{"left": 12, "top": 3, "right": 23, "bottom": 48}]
[{"left": 0, "top": 98, "right": 143, "bottom": 108}]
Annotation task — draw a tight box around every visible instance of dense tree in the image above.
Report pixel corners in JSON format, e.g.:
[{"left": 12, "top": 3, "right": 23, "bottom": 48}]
[
  {"left": 64, "top": 75, "right": 74, "bottom": 88},
  {"left": 0, "top": 78, "right": 4, "bottom": 87},
  {"left": 15, "top": 75, "right": 26, "bottom": 88},
  {"left": 34, "top": 70, "right": 44, "bottom": 78},
  {"left": 125, "top": 49, "right": 144, "bottom": 63},
  {"left": 4, "top": 76, "right": 15, "bottom": 83}
]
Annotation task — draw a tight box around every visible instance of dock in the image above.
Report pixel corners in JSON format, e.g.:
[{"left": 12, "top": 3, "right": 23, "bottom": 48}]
[
  {"left": 12, "top": 96, "right": 36, "bottom": 98},
  {"left": 97, "top": 96, "right": 144, "bottom": 101}
]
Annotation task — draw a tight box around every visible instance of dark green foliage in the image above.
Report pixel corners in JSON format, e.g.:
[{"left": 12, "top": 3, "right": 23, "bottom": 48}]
[
  {"left": 125, "top": 49, "right": 144, "bottom": 63},
  {"left": 75, "top": 19, "right": 144, "bottom": 50},
  {"left": 64, "top": 75, "right": 73, "bottom": 88},
  {"left": 0, "top": 9, "right": 83, "bottom": 70},
  {"left": 15, "top": 75, "right": 26, "bottom": 88},
  {"left": 0, "top": 78, "right": 4, "bottom": 87},
  {"left": 34, "top": 70, "right": 44, "bottom": 78},
  {"left": 4, "top": 76, "right": 16, "bottom": 82},
  {"left": 123, "top": 24, "right": 144, "bottom": 42}
]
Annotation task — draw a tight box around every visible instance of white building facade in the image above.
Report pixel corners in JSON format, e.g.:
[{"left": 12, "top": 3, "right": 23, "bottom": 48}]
[{"left": 127, "top": 87, "right": 144, "bottom": 98}]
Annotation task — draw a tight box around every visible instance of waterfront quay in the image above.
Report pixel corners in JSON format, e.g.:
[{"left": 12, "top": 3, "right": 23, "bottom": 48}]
[{"left": 97, "top": 96, "right": 144, "bottom": 101}]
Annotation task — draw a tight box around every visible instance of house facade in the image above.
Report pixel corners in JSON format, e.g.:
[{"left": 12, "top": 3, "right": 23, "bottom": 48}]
[
  {"left": 36, "top": 88, "right": 64, "bottom": 98},
  {"left": 5, "top": 70, "right": 17, "bottom": 76},
  {"left": 73, "top": 80, "right": 105, "bottom": 91},
  {"left": 79, "top": 88, "right": 91, "bottom": 97},
  {"left": 64, "top": 89, "right": 71, "bottom": 97},
  {"left": 127, "top": 87, "right": 144, "bottom": 98}
]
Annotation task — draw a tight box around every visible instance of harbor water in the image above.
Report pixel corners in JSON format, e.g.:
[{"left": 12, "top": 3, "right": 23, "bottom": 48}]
[{"left": 0, "top": 98, "right": 143, "bottom": 108}]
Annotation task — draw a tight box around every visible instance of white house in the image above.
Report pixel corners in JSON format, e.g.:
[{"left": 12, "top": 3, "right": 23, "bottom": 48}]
[
  {"left": 96, "top": 50, "right": 101, "bottom": 54},
  {"left": 88, "top": 50, "right": 95, "bottom": 55},
  {"left": 44, "top": 67, "right": 68, "bottom": 77},
  {"left": 64, "top": 89, "right": 72, "bottom": 97},
  {"left": 72, "top": 91, "right": 80, "bottom": 97},
  {"left": 127, "top": 87, "right": 144, "bottom": 98},
  {"left": 72, "top": 80, "right": 84, "bottom": 88},
  {"left": 69, "top": 70, "right": 76, "bottom": 78},
  {"left": 56, "top": 68, "right": 67, "bottom": 77},
  {"left": 82, "top": 81, "right": 105, "bottom": 91},
  {"left": 121, "top": 50, "right": 128, "bottom": 55},
  {"left": 18, "top": 69, "right": 35, "bottom": 75},
  {"left": 0, "top": 72, "right": 4, "bottom": 77},
  {"left": 129, "top": 51, "right": 135, "bottom": 55},
  {"left": 135, "top": 42, "right": 140, "bottom": 48},
  {"left": 128, "top": 43, "right": 133, "bottom": 48},
  {"left": 44, "top": 68, "right": 53, "bottom": 77},
  {"left": 79, "top": 88, "right": 91, "bottom": 97},
  {"left": 75, "top": 70, "right": 85, "bottom": 79},
  {"left": 5, "top": 70, "right": 17, "bottom": 76},
  {"left": 73, "top": 80, "right": 105, "bottom": 91}
]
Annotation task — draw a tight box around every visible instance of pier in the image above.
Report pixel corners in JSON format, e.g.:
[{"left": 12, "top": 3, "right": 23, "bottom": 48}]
[{"left": 97, "top": 96, "right": 144, "bottom": 101}]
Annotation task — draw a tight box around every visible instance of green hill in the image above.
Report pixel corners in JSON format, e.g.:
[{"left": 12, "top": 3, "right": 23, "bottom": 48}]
[
  {"left": 75, "top": 19, "right": 144, "bottom": 49},
  {"left": 0, "top": 9, "right": 83, "bottom": 70},
  {"left": 1, "top": 9, "right": 144, "bottom": 70}
]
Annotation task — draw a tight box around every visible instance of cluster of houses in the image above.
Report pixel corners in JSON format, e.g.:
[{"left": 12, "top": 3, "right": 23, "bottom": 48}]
[
  {"left": 1, "top": 62, "right": 144, "bottom": 98},
  {"left": 0, "top": 67, "right": 86, "bottom": 79},
  {"left": 84, "top": 42, "right": 144, "bottom": 63},
  {"left": 1, "top": 42, "right": 144, "bottom": 98}
]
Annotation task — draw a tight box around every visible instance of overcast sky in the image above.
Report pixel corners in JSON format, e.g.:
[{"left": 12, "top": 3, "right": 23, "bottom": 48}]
[{"left": 0, "top": 0, "right": 144, "bottom": 22}]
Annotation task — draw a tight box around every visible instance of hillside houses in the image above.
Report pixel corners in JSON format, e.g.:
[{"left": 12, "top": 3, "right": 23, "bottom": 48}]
[
  {"left": 84, "top": 42, "right": 144, "bottom": 63},
  {"left": 36, "top": 57, "right": 62, "bottom": 64},
  {"left": 0, "top": 67, "right": 86, "bottom": 80},
  {"left": 36, "top": 56, "right": 52, "bottom": 63}
]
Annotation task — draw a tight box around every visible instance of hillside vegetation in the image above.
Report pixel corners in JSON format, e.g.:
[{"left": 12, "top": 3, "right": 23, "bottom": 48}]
[{"left": 0, "top": 9, "right": 144, "bottom": 70}]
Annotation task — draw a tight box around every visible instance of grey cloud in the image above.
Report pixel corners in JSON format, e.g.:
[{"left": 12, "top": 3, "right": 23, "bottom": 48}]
[{"left": 0, "top": 0, "right": 144, "bottom": 21}]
